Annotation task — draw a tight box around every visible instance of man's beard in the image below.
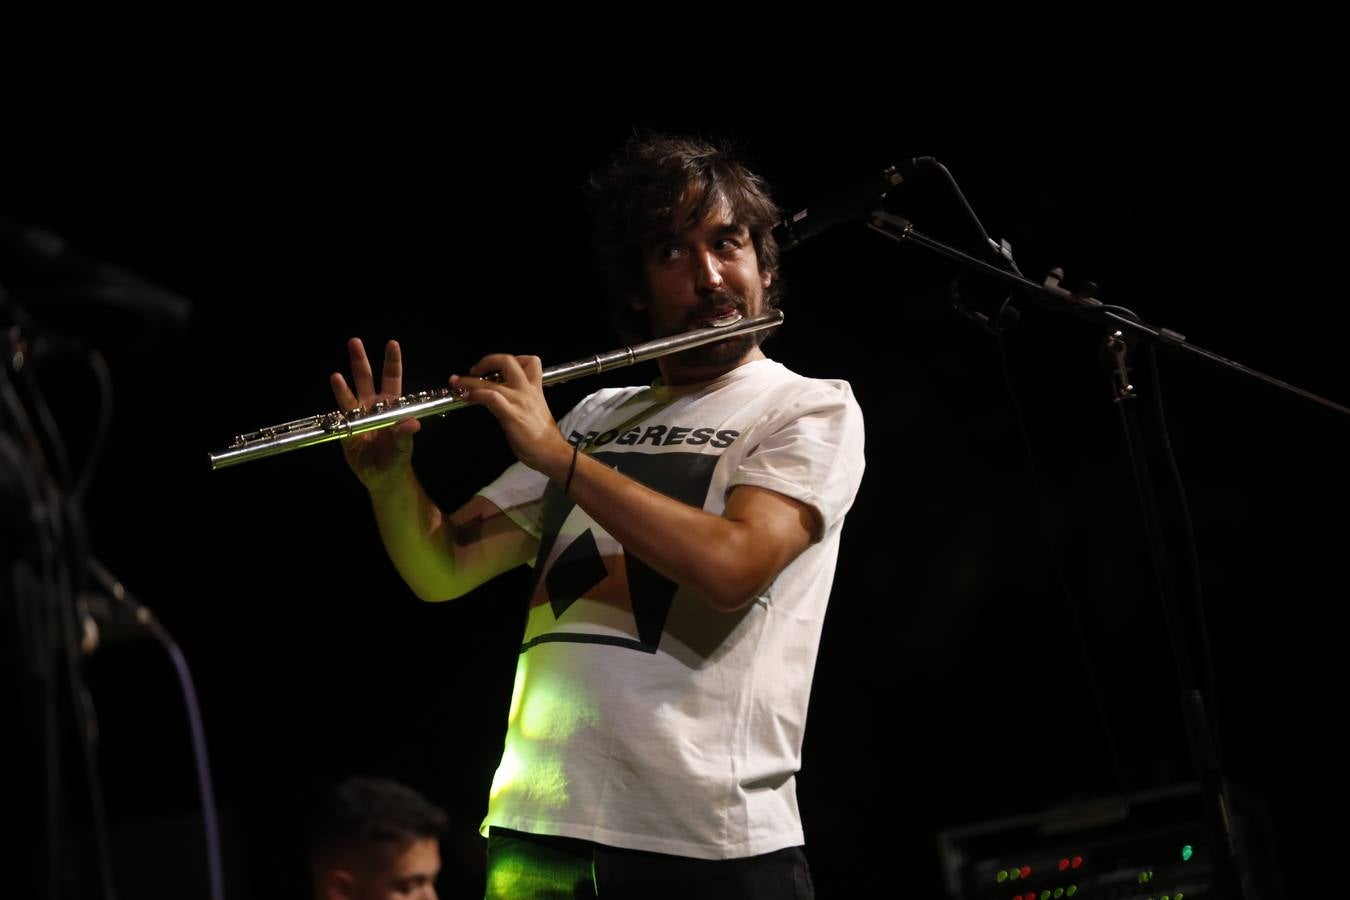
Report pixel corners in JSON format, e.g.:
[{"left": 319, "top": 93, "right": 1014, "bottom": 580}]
[{"left": 669, "top": 329, "right": 762, "bottom": 367}]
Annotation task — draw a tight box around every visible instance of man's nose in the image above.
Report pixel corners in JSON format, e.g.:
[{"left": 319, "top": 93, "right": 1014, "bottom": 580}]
[{"left": 694, "top": 250, "right": 724, "bottom": 291}]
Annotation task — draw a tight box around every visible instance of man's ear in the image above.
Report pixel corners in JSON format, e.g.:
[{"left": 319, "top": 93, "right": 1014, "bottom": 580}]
[
  {"left": 761, "top": 269, "right": 774, "bottom": 290},
  {"left": 320, "top": 868, "right": 356, "bottom": 900}
]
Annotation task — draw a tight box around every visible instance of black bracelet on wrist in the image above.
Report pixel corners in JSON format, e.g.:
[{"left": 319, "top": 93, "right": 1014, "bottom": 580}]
[{"left": 564, "top": 442, "right": 580, "bottom": 495}]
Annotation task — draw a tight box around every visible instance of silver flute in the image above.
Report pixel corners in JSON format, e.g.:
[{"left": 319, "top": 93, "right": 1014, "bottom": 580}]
[{"left": 208, "top": 309, "right": 784, "bottom": 469}]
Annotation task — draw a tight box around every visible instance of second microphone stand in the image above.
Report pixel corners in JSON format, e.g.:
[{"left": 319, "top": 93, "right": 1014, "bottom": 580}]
[{"left": 866, "top": 207, "right": 1341, "bottom": 899}]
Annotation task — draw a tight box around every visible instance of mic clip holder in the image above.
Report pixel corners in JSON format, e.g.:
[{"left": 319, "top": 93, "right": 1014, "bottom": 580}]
[{"left": 1102, "top": 329, "right": 1136, "bottom": 402}]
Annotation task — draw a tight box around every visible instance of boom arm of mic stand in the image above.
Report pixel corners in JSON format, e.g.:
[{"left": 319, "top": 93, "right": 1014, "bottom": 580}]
[{"left": 866, "top": 210, "right": 1350, "bottom": 420}]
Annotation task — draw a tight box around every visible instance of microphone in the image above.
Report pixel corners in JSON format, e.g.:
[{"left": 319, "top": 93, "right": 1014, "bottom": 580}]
[
  {"left": 79, "top": 557, "right": 165, "bottom": 653},
  {"left": 772, "top": 158, "right": 930, "bottom": 251},
  {"left": 0, "top": 213, "right": 192, "bottom": 328}
]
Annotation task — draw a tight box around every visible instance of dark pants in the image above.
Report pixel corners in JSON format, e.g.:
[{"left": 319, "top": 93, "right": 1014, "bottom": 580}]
[{"left": 485, "top": 828, "right": 815, "bottom": 899}]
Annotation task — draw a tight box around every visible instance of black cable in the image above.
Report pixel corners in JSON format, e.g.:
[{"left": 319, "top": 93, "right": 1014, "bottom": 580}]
[
  {"left": 989, "top": 329, "right": 1131, "bottom": 801},
  {"left": 3, "top": 332, "right": 118, "bottom": 899},
  {"left": 0, "top": 341, "right": 65, "bottom": 896},
  {"left": 921, "top": 158, "right": 1024, "bottom": 277},
  {"left": 1, "top": 434, "right": 63, "bottom": 897},
  {"left": 1111, "top": 371, "right": 1192, "bottom": 694},
  {"left": 73, "top": 349, "right": 114, "bottom": 504},
  {"left": 18, "top": 359, "right": 74, "bottom": 490},
  {"left": 1141, "top": 341, "right": 1222, "bottom": 763}
]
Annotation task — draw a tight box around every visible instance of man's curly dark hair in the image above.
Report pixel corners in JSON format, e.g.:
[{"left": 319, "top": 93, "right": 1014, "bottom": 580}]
[{"left": 588, "top": 133, "right": 784, "bottom": 342}]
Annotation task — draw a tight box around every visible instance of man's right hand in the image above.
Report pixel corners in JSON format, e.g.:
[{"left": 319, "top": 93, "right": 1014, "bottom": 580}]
[{"left": 330, "top": 338, "right": 422, "bottom": 492}]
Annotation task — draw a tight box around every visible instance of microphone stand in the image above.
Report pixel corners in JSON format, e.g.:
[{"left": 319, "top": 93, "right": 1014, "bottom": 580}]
[
  {"left": 3, "top": 286, "right": 222, "bottom": 898},
  {"left": 866, "top": 209, "right": 1336, "bottom": 900}
]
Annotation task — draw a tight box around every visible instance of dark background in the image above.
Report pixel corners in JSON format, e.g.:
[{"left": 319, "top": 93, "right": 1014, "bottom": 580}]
[{"left": 4, "top": 9, "right": 1348, "bottom": 898}]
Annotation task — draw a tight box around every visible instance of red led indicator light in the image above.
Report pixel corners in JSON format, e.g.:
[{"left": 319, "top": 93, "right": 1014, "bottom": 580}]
[
  {"left": 1071, "top": 856, "right": 1083, "bottom": 869},
  {"left": 1021, "top": 866, "right": 1032, "bottom": 879},
  {"left": 1058, "top": 858, "right": 1070, "bottom": 872}
]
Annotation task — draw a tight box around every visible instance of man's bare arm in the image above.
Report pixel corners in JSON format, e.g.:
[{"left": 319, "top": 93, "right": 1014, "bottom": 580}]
[
  {"left": 332, "top": 338, "right": 536, "bottom": 601},
  {"left": 369, "top": 484, "right": 537, "bottom": 602},
  {"left": 454, "top": 353, "right": 818, "bottom": 611}
]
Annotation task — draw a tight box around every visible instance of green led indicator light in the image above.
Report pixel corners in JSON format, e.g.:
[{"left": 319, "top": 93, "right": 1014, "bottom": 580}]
[
  {"left": 1066, "top": 888, "right": 1078, "bottom": 897},
  {"left": 1181, "top": 844, "right": 1194, "bottom": 862},
  {"left": 998, "top": 871, "right": 1009, "bottom": 883},
  {"left": 1054, "top": 889, "right": 1065, "bottom": 898},
  {"left": 1010, "top": 868, "right": 1021, "bottom": 880},
  {"left": 1040, "top": 891, "right": 1051, "bottom": 900}
]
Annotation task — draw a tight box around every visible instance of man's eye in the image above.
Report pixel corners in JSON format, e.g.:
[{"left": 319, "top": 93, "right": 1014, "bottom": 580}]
[
  {"left": 715, "top": 238, "right": 743, "bottom": 252},
  {"left": 659, "top": 245, "right": 686, "bottom": 261}
]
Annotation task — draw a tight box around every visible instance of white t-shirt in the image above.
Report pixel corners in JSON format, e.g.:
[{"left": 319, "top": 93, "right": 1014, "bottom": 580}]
[{"left": 477, "top": 358, "right": 865, "bottom": 859}]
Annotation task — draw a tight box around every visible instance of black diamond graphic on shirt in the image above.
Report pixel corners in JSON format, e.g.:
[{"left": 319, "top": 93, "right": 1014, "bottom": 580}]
[
  {"left": 523, "top": 450, "right": 720, "bottom": 654},
  {"left": 545, "top": 527, "right": 608, "bottom": 619}
]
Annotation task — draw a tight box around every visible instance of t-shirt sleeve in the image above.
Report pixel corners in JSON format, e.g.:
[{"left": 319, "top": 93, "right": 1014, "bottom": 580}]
[
  {"left": 727, "top": 380, "right": 865, "bottom": 539},
  {"left": 477, "top": 461, "right": 550, "bottom": 540},
  {"left": 474, "top": 392, "right": 599, "bottom": 539}
]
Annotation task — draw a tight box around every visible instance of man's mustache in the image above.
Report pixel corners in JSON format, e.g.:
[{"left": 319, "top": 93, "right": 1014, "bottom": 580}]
[{"left": 693, "top": 291, "right": 747, "bottom": 317}]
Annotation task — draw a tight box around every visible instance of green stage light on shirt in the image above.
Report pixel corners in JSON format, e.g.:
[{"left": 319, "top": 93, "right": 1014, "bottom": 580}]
[{"left": 520, "top": 683, "right": 598, "bottom": 740}]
